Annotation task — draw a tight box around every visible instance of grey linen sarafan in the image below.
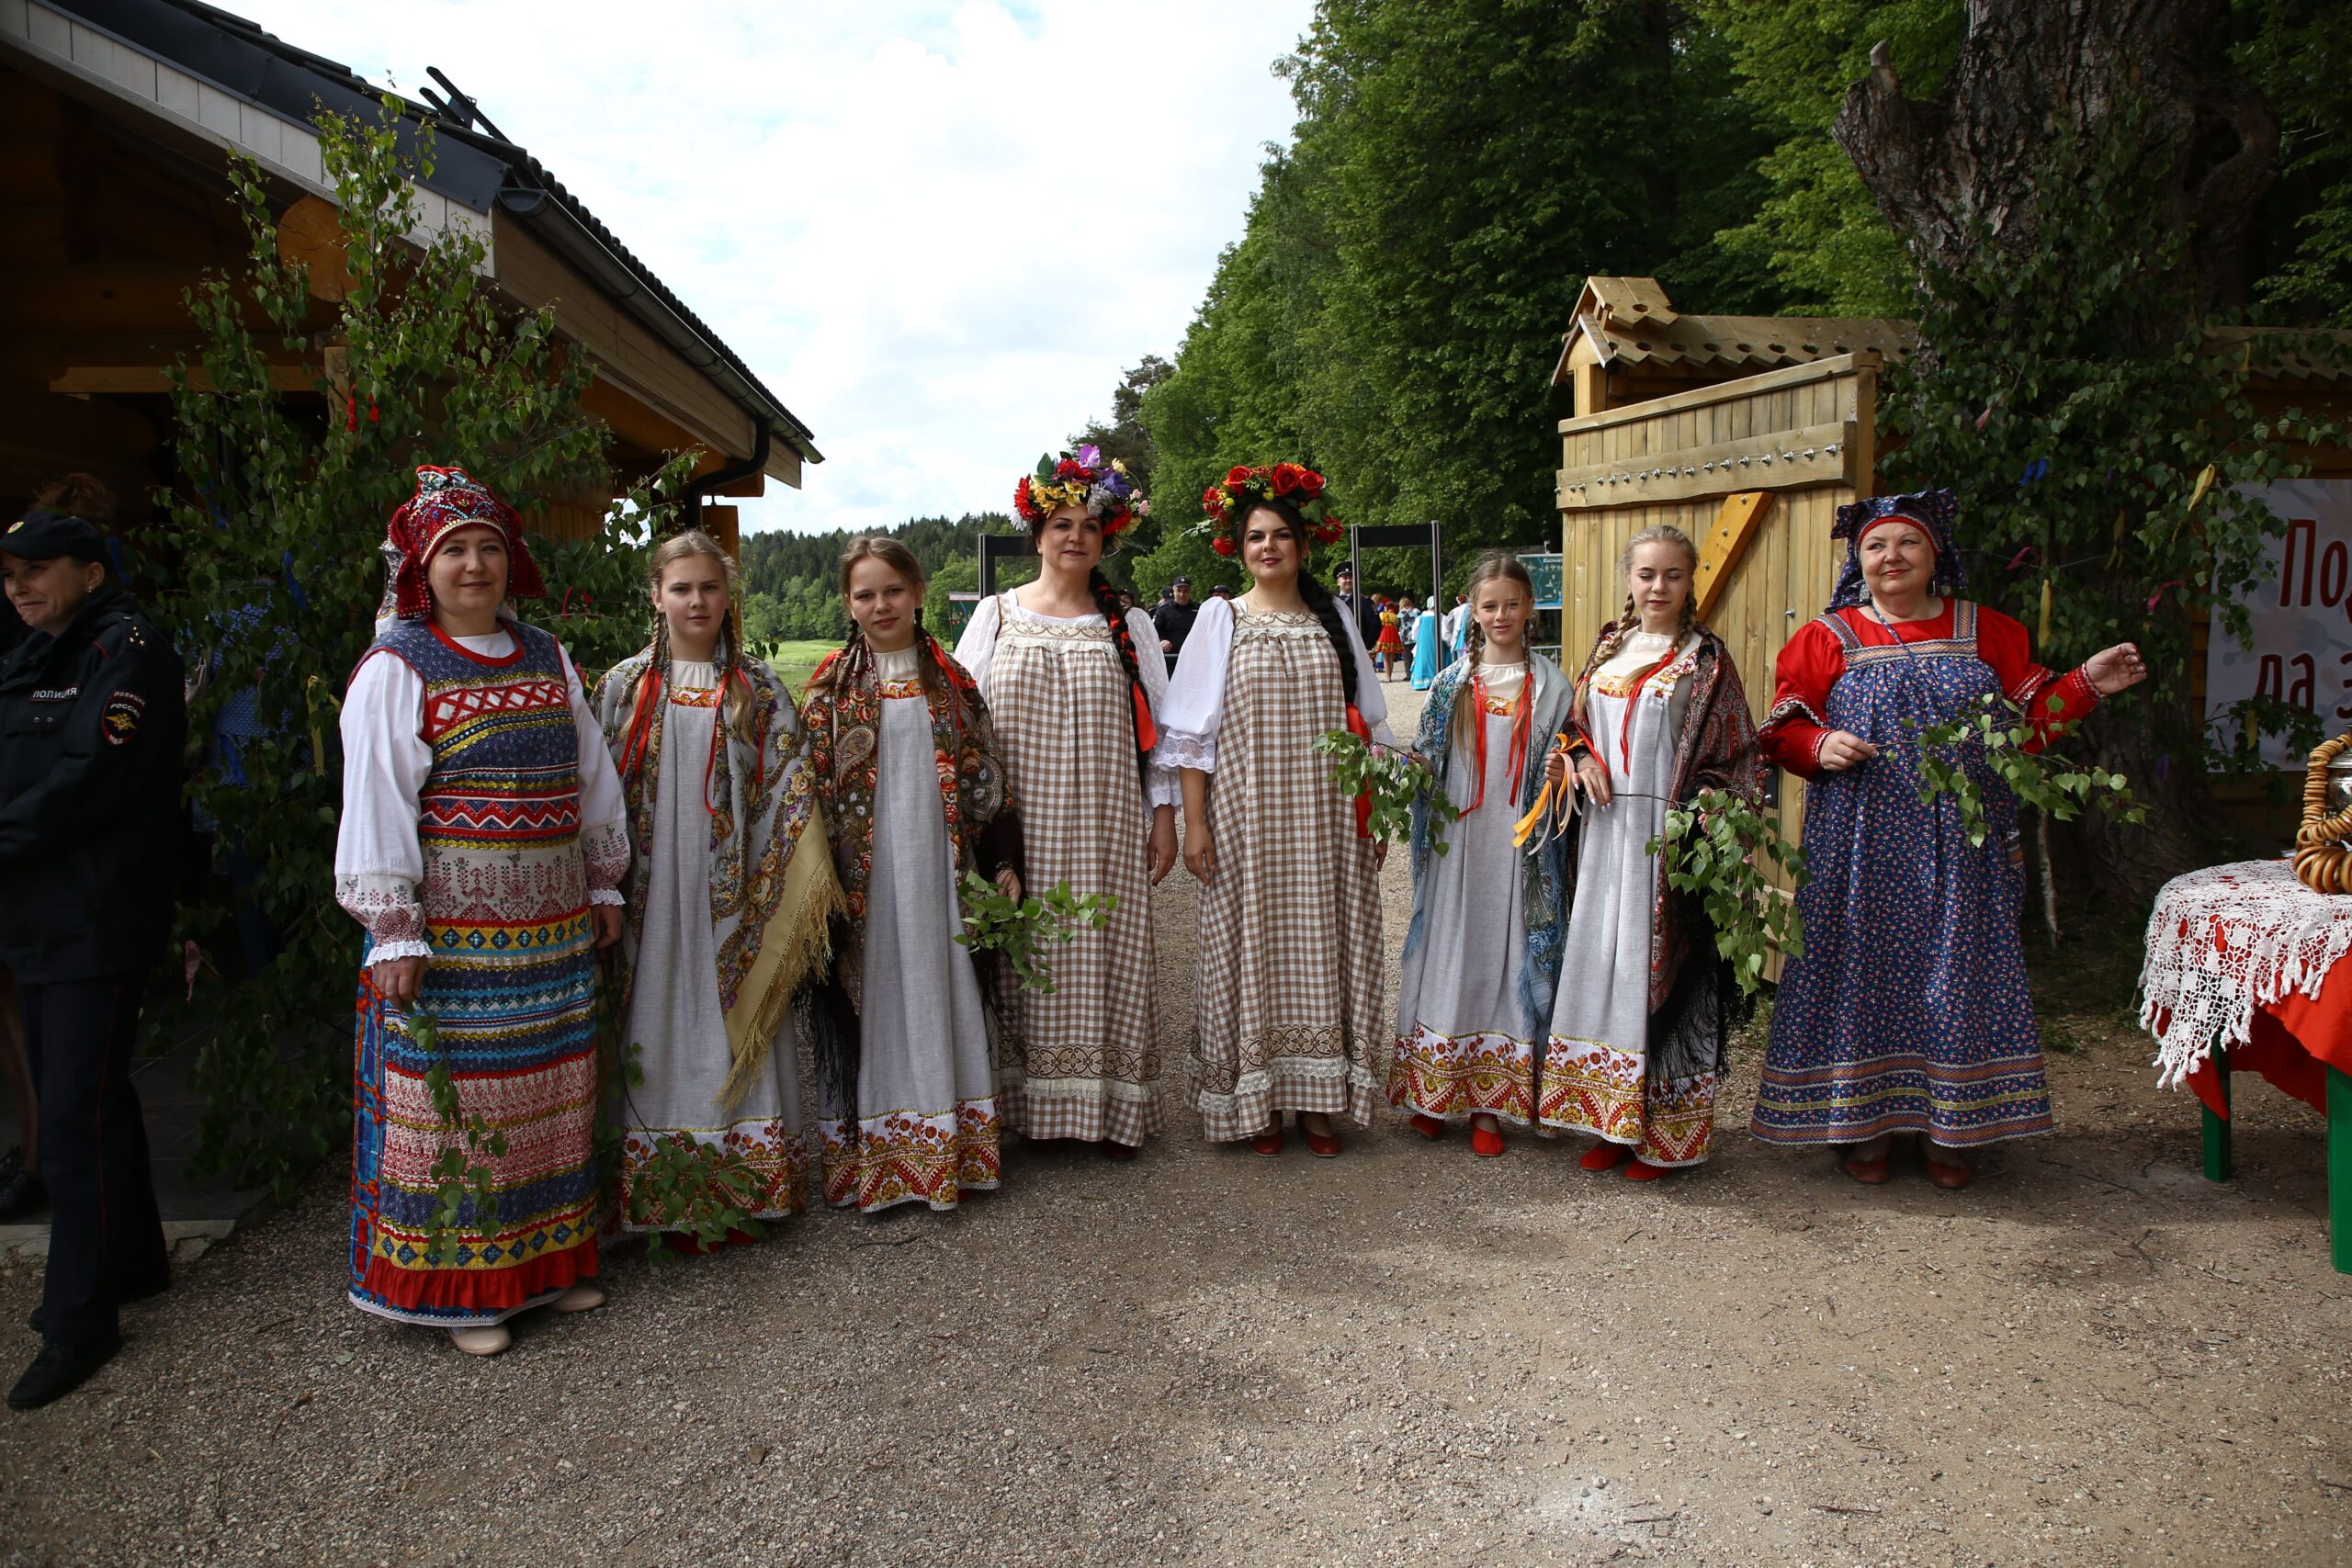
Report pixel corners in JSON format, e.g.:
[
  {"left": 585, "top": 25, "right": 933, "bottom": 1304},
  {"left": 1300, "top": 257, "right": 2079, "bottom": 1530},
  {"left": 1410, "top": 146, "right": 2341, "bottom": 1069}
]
[
  {"left": 1165, "top": 605, "right": 1385, "bottom": 1139},
  {"left": 957, "top": 592, "right": 1170, "bottom": 1146}
]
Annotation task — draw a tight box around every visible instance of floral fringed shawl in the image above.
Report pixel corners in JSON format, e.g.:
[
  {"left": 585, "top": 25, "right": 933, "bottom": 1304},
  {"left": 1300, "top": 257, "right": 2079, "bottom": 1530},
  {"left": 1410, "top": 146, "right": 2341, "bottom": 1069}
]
[
  {"left": 1564, "top": 623, "right": 1769, "bottom": 1018},
  {"left": 1406, "top": 652, "right": 1577, "bottom": 1040},
  {"left": 797, "top": 631, "right": 1016, "bottom": 1008},
  {"left": 594, "top": 649, "right": 842, "bottom": 1111}
]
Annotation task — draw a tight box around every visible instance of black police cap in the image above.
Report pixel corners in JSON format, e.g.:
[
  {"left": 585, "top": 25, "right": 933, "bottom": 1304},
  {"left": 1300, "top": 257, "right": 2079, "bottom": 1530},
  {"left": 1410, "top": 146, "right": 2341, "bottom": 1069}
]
[{"left": 1, "top": 507, "right": 107, "bottom": 564}]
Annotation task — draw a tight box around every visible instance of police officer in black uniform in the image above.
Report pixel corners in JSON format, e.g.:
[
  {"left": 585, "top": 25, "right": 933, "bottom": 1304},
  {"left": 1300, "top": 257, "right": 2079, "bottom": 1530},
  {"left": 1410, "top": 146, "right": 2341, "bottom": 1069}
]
[
  {"left": 1151, "top": 574, "right": 1197, "bottom": 674},
  {"left": 0, "top": 507, "right": 183, "bottom": 1411}
]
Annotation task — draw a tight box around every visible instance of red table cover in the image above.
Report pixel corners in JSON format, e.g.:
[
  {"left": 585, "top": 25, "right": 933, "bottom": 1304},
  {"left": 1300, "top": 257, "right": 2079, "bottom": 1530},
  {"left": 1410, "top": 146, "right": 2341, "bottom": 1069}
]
[{"left": 2183, "top": 941, "right": 2349, "bottom": 1119}]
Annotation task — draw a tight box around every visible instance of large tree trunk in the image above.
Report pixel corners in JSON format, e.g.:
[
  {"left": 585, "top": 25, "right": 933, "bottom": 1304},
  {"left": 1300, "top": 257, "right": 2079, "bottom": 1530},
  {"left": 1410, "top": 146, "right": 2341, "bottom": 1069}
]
[
  {"left": 1833, "top": 0, "right": 2276, "bottom": 317},
  {"left": 1834, "top": 2, "right": 2287, "bottom": 909}
]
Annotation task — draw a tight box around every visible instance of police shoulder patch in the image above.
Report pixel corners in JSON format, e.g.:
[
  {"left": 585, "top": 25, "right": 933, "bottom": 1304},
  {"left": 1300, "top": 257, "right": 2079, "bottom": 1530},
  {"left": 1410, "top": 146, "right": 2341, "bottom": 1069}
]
[{"left": 102, "top": 688, "right": 145, "bottom": 745}]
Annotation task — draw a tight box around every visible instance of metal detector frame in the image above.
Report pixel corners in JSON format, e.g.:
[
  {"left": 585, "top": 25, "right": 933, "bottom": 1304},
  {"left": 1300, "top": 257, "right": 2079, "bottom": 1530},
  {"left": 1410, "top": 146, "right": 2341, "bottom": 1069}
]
[
  {"left": 977, "top": 533, "right": 1039, "bottom": 598},
  {"left": 1346, "top": 521, "right": 1443, "bottom": 636}
]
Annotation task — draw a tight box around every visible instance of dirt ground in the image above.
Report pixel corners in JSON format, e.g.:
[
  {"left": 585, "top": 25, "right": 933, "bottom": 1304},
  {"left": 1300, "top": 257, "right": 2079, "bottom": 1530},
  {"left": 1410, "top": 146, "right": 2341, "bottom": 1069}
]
[{"left": 4, "top": 683, "right": 2349, "bottom": 1566}]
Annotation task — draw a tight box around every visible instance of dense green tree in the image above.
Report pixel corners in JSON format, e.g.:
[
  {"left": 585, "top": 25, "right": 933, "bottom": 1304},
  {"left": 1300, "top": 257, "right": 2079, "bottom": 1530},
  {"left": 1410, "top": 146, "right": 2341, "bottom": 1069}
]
[
  {"left": 150, "top": 103, "right": 682, "bottom": 1191},
  {"left": 1135, "top": 0, "right": 1787, "bottom": 592},
  {"left": 1068, "top": 355, "right": 1173, "bottom": 529},
  {"left": 2240, "top": 0, "right": 2352, "bottom": 325},
  {"left": 1833, "top": 0, "right": 2348, "bottom": 897},
  {"left": 1701, "top": 0, "right": 1962, "bottom": 313}
]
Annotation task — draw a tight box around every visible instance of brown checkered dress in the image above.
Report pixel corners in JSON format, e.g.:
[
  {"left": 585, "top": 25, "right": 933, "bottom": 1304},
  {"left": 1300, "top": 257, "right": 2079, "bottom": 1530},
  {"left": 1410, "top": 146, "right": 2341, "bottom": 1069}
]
[
  {"left": 1188, "top": 608, "right": 1384, "bottom": 1138},
  {"left": 980, "top": 598, "right": 1165, "bottom": 1145}
]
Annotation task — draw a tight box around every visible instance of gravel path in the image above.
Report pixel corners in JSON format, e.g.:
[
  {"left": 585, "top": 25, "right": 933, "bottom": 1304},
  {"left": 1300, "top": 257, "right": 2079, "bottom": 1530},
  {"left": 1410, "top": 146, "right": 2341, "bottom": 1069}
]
[{"left": 5, "top": 684, "right": 2349, "bottom": 1565}]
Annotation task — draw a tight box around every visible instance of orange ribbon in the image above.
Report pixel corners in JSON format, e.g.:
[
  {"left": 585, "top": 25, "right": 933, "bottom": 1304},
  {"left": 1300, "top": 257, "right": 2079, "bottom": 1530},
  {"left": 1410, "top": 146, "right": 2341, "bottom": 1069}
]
[
  {"left": 1511, "top": 730, "right": 1584, "bottom": 849},
  {"left": 616, "top": 666, "right": 662, "bottom": 787}
]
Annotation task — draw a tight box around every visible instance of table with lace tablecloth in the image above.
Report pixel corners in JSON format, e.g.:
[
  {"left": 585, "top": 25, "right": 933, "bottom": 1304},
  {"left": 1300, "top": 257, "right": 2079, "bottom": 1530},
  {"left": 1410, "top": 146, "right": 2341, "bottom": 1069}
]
[{"left": 2139, "top": 859, "right": 2352, "bottom": 1271}]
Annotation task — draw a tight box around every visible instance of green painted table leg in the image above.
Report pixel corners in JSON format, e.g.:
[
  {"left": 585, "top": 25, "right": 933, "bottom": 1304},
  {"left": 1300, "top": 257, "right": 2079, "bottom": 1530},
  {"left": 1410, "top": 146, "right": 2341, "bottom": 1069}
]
[
  {"left": 2331, "top": 1065, "right": 2352, "bottom": 1276},
  {"left": 2203, "top": 1044, "right": 2234, "bottom": 1183}
]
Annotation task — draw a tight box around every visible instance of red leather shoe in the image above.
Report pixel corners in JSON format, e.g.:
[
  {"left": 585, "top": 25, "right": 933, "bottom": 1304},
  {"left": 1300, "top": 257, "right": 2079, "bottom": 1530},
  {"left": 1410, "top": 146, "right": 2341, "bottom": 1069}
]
[
  {"left": 1408, "top": 1113, "right": 1446, "bottom": 1141},
  {"left": 1250, "top": 1124, "right": 1283, "bottom": 1157},
  {"left": 1922, "top": 1151, "right": 1973, "bottom": 1190},
  {"left": 1303, "top": 1128, "right": 1343, "bottom": 1159},
  {"left": 1579, "top": 1142, "right": 1629, "bottom": 1172},
  {"left": 1470, "top": 1123, "right": 1506, "bottom": 1157},
  {"left": 1623, "top": 1157, "right": 1669, "bottom": 1181},
  {"left": 1097, "top": 1140, "right": 1139, "bottom": 1161},
  {"left": 1841, "top": 1151, "right": 1891, "bottom": 1185}
]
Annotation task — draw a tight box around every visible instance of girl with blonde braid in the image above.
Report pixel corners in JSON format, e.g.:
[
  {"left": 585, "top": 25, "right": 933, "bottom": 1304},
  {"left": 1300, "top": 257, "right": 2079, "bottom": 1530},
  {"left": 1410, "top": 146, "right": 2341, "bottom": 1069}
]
[
  {"left": 593, "top": 531, "right": 841, "bottom": 1242},
  {"left": 1539, "top": 525, "right": 1766, "bottom": 1178},
  {"left": 1389, "top": 553, "right": 1575, "bottom": 1156}
]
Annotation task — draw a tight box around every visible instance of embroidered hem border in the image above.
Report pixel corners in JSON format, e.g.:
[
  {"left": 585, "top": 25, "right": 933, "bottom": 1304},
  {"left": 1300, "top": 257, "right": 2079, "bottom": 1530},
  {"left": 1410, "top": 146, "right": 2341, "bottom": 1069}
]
[
  {"left": 616, "top": 1125, "right": 810, "bottom": 1231},
  {"left": 348, "top": 1235, "right": 598, "bottom": 1327},
  {"left": 820, "top": 1100, "right": 1002, "bottom": 1213},
  {"left": 1750, "top": 1050, "right": 2056, "bottom": 1148},
  {"left": 1538, "top": 1039, "right": 1719, "bottom": 1167},
  {"left": 1386, "top": 1024, "right": 1536, "bottom": 1123}
]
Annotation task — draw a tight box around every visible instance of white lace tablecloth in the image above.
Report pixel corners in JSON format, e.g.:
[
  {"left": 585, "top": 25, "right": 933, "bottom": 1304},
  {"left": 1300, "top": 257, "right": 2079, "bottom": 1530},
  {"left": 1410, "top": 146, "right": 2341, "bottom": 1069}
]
[{"left": 2139, "top": 860, "right": 2352, "bottom": 1089}]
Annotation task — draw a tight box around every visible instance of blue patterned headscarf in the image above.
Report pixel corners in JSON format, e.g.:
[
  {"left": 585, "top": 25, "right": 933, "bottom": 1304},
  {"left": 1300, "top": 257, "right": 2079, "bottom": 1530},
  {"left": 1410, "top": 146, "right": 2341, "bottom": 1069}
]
[{"left": 1826, "top": 488, "right": 1966, "bottom": 611}]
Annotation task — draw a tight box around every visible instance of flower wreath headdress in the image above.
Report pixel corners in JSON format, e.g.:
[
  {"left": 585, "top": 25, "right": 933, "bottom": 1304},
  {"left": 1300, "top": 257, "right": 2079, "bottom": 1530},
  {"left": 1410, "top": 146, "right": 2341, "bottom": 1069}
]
[
  {"left": 1200, "top": 463, "right": 1346, "bottom": 557},
  {"left": 1012, "top": 445, "right": 1148, "bottom": 536}
]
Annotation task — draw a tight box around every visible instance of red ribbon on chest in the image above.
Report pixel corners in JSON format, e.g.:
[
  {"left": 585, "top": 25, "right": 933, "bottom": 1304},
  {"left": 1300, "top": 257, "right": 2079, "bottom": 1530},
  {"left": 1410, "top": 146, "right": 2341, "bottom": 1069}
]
[
  {"left": 1461, "top": 671, "right": 1532, "bottom": 816},
  {"left": 1343, "top": 703, "right": 1374, "bottom": 838}
]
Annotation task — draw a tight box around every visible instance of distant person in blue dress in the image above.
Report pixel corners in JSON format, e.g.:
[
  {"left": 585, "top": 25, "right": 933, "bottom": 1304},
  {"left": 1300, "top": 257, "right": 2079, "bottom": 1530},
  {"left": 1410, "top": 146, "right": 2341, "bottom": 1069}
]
[{"left": 1409, "top": 595, "right": 1441, "bottom": 689}]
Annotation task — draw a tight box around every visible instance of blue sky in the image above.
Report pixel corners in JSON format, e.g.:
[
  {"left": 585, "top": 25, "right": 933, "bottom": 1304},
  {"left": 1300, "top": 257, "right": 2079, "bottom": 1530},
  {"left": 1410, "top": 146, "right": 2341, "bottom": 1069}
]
[{"left": 223, "top": 1, "right": 1317, "bottom": 533}]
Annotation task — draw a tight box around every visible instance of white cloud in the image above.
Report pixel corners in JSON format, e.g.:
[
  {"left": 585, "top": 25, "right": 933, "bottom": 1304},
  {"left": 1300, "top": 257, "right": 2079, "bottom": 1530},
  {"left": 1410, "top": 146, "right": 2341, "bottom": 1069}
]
[{"left": 219, "top": 0, "right": 1313, "bottom": 533}]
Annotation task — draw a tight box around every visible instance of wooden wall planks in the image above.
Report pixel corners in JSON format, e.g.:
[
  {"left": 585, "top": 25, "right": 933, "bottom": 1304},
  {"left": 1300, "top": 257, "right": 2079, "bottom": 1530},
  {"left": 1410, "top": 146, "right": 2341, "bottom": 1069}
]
[{"left": 1555, "top": 354, "right": 1882, "bottom": 888}]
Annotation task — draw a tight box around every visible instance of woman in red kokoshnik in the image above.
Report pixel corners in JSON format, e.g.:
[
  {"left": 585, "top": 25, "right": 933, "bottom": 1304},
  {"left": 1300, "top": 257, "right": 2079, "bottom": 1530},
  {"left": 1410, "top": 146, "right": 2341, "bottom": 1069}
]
[
  {"left": 335, "top": 466, "right": 627, "bottom": 1357},
  {"left": 1161, "top": 464, "right": 1392, "bottom": 1157}
]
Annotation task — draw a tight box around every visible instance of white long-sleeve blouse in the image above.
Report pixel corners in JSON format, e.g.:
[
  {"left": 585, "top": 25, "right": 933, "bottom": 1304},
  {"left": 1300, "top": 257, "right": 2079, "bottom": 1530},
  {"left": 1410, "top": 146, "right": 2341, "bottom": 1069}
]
[
  {"left": 1157, "top": 593, "right": 1395, "bottom": 773},
  {"left": 334, "top": 627, "right": 629, "bottom": 964}
]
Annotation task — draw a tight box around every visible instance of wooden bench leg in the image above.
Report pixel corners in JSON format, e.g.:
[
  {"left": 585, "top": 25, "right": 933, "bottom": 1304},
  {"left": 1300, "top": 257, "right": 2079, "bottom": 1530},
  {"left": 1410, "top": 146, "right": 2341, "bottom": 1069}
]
[
  {"left": 2331, "top": 1065, "right": 2352, "bottom": 1277},
  {"left": 2203, "top": 1044, "right": 2234, "bottom": 1182}
]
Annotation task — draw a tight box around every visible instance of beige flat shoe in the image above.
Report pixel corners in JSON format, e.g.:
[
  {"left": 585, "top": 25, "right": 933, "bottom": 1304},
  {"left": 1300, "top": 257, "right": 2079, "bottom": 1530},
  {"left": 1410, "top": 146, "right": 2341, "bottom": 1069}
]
[
  {"left": 450, "top": 1325, "right": 512, "bottom": 1357},
  {"left": 550, "top": 1284, "right": 606, "bottom": 1314}
]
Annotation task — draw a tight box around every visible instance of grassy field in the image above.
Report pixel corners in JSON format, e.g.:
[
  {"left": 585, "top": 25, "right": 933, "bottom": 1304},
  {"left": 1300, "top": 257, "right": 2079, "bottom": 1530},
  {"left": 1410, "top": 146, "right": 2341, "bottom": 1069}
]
[{"left": 753, "top": 638, "right": 839, "bottom": 693}]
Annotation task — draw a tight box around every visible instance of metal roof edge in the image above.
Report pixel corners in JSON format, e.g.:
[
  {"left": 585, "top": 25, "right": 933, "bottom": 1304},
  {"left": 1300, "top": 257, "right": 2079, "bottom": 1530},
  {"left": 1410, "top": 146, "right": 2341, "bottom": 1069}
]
[{"left": 37, "top": 0, "right": 819, "bottom": 468}]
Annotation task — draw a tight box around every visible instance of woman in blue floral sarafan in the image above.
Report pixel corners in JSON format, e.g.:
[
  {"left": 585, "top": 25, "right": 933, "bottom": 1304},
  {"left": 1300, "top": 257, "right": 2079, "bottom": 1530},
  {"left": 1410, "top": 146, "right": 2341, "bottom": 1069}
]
[{"left": 1750, "top": 490, "right": 2145, "bottom": 1189}]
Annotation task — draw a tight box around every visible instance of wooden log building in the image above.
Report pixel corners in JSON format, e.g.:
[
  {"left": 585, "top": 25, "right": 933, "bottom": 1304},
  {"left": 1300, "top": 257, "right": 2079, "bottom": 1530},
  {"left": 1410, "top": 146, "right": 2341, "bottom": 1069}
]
[{"left": 0, "top": 0, "right": 817, "bottom": 549}]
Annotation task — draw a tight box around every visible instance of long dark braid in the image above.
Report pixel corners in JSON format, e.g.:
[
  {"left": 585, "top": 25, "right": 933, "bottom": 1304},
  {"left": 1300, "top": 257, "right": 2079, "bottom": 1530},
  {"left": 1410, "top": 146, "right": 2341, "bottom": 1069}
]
[
  {"left": 1295, "top": 570, "right": 1362, "bottom": 710},
  {"left": 1250, "top": 494, "right": 1361, "bottom": 711}
]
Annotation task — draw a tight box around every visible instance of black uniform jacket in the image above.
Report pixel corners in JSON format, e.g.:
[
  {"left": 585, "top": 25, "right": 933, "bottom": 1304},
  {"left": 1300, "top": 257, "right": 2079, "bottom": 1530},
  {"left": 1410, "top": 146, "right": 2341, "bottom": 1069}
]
[
  {"left": 0, "top": 585, "right": 186, "bottom": 982},
  {"left": 1151, "top": 597, "right": 1198, "bottom": 656}
]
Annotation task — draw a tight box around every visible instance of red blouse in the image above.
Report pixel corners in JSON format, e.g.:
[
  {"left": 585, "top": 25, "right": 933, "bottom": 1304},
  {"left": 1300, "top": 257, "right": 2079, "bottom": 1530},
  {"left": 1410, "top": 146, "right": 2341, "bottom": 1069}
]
[{"left": 1757, "top": 601, "right": 2101, "bottom": 778}]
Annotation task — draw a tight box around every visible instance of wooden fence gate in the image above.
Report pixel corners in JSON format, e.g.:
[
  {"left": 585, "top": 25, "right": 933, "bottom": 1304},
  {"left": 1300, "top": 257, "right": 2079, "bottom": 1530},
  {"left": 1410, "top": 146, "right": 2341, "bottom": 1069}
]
[{"left": 1554, "top": 351, "right": 1885, "bottom": 882}]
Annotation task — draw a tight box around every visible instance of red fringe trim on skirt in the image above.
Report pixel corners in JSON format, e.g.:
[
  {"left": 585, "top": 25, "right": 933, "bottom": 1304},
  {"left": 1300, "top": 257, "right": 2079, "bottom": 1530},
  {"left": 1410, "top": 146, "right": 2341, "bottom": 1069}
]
[{"left": 354, "top": 1235, "right": 599, "bottom": 1314}]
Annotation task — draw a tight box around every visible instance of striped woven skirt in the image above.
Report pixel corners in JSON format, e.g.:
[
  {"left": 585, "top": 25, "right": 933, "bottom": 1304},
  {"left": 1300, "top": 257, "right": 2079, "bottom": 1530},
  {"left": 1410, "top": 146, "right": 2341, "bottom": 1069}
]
[{"left": 347, "top": 909, "right": 602, "bottom": 1327}]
